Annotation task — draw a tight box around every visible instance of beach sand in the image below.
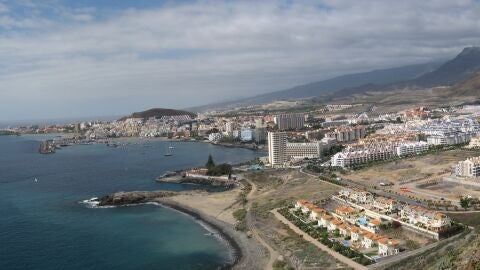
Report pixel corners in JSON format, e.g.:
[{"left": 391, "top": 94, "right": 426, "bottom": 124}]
[
  {"left": 166, "top": 188, "right": 242, "bottom": 225},
  {"left": 154, "top": 189, "right": 268, "bottom": 270}
]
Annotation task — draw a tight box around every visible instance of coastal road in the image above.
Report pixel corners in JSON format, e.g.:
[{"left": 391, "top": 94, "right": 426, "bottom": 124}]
[
  {"left": 244, "top": 178, "right": 279, "bottom": 270},
  {"left": 271, "top": 208, "right": 368, "bottom": 270}
]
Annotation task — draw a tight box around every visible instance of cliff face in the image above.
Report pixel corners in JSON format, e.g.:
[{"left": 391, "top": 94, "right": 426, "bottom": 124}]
[{"left": 97, "top": 191, "right": 177, "bottom": 206}]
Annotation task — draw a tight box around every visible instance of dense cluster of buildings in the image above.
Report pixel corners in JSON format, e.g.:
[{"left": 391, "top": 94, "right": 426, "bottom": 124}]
[
  {"left": 378, "top": 117, "right": 480, "bottom": 147},
  {"left": 294, "top": 199, "right": 401, "bottom": 257},
  {"left": 331, "top": 141, "right": 429, "bottom": 167},
  {"left": 326, "top": 116, "right": 480, "bottom": 168},
  {"left": 267, "top": 130, "right": 337, "bottom": 166},
  {"left": 324, "top": 126, "right": 366, "bottom": 142},
  {"left": 336, "top": 188, "right": 452, "bottom": 234}
]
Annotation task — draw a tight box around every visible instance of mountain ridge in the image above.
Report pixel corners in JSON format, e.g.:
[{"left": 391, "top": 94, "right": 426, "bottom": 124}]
[{"left": 191, "top": 47, "right": 480, "bottom": 111}]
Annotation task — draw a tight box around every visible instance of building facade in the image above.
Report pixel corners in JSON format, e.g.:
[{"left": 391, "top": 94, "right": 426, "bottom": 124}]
[
  {"left": 268, "top": 132, "right": 288, "bottom": 166},
  {"left": 274, "top": 113, "right": 305, "bottom": 131},
  {"left": 455, "top": 156, "right": 480, "bottom": 178},
  {"left": 286, "top": 142, "right": 322, "bottom": 159}
]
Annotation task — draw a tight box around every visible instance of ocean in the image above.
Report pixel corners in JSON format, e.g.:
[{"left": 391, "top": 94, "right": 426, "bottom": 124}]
[{"left": 0, "top": 135, "right": 261, "bottom": 270}]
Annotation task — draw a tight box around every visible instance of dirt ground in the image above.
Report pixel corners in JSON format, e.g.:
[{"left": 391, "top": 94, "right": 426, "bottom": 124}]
[
  {"left": 342, "top": 149, "right": 480, "bottom": 202},
  {"left": 245, "top": 169, "right": 350, "bottom": 269}
]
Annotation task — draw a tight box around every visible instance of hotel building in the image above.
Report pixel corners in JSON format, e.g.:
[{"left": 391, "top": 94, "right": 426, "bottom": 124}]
[
  {"left": 268, "top": 132, "right": 288, "bottom": 166},
  {"left": 325, "top": 125, "right": 366, "bottom": 142},
  {"left": 285, "top": 142, "right": 323, "bottom": 159},
  {"left": 274, "top": 113, "right": 305, "bottom": 131}
]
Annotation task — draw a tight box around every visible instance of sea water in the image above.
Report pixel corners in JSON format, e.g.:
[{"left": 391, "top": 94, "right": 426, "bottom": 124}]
[{"left": 0, "top": 135, "right": 261, "bottom": 270}]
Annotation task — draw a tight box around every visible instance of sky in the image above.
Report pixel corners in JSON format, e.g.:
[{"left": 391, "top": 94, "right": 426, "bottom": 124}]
[{"left": 1, "top": 0, "right": 480, "bottom": 122}]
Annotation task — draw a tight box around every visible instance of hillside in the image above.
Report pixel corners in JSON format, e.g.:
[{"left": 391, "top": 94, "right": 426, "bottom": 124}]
[
  {"left": 442, "top": 72, "right": 480, "bottom": 97},
  {"left": 120, "top": 108, "right": 196, "bottom": 121},
  {"left": 408, "top": 47, "right": 480, "bottom": 88},
  {"left": 193, "top": 47, "right": 480, "bottom": 112},
  {"left": 253, "top": 61, "right": 441, "bottom": 101}
]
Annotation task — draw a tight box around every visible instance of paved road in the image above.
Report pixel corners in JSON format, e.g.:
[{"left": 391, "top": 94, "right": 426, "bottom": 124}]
[{"left": 271, "top": 208, "right": 368, "bottom": 270}]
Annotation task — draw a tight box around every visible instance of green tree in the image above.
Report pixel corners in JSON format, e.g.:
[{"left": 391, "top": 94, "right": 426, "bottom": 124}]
[
  {"left": 460, "top": 197, "right": 470, "bottom": 210},
  {"left": 205, "top": 154, "right": 215, "bottom": 169}
]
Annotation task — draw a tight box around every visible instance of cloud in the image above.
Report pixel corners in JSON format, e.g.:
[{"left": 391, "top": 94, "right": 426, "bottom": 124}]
[
  {"left": 0, "top": 0, "right": 480, "bottom": 121},
  {"left": 0, "top": 3, "right": 8, "bottom": 13}
]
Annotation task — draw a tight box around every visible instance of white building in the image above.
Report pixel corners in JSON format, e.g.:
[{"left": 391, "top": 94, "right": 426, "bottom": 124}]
[
  {"left": 325, "top": 126, "right": 366, "bottom": 142},
  {"left": 400, "top": 205, "right": 451, "bottom": 232},
  {"left": 286, "top": 142, "right": 322, "bottom": 159},
  {"left": 268, "top": 132, "right": 288, "bottom": 166},
  {"left": 331, "top": 146, "right": 396, "bottom": 167},
  {"left": 208, "top": 132, "right": 223, "bottom": 142},
  {"left": 378, "top": 238, "right": 400, "bottom": 256},
  {"left": 466, "top": 136, "right": 480, "bottom": 149},
  {"left": 240, "top": 128, "right": 254, "bottom": 142},
  {"left": 455, "top": 156, "right": 480, "bottom": 178},
  {"left": 225, "top": 122, "right": 234, "bottom": 133},
  {"left": 427, "top": 132, "right": 471, "bottom": 145},
  {"left": 396, "top": 141, "right": 429, "bottom": 156},
  {"left": 338, "top": 188, "right": 374, "bottom": 204}
]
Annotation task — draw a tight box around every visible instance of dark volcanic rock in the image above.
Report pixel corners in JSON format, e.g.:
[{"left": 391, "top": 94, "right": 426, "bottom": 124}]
[{"left": 97, "top": 191, "right": 177, "bottom": 206}]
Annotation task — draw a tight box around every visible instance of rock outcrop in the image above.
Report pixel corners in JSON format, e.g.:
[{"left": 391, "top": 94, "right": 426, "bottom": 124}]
[{"left": 97, "top": 191, "right": 177, "bottom": 206}]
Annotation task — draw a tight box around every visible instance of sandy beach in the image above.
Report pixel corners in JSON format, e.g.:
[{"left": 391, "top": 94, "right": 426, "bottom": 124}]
[
  {"left": 154, "top": 186, "right": 268, "bottom": 269},
  {"left": 155, "top": 196, "right": 267, "bottom": 270}
]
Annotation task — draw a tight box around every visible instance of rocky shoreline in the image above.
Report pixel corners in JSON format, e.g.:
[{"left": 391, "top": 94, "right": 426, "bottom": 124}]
[{"left": 96, "top": 190, "right": 177, "bottom": 206}]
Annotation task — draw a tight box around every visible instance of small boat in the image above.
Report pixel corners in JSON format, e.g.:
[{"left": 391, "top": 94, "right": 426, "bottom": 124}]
[
  {"left": 164, "top": 147, "right": 173, "bottom": 156},
  {"left": 34, "top": 178, "right": 38, "bottom": 183},
  {"left": 164, "top": 142, "right": 174, "bottom": 156}
]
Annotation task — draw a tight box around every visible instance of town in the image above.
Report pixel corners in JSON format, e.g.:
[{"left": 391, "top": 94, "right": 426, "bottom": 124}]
[{"left": 3, "top": 103, "right": 480, "bottom": 269}]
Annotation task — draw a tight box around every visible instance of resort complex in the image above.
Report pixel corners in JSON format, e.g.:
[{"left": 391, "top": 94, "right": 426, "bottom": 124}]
[{"left": 279, "top": 186, "right": 456, "bottom": 265}]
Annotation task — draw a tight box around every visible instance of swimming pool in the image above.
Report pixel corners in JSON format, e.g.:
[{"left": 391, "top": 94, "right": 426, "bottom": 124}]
[{"left": 358, "top": 217, "right": 368, "bottom": 225}]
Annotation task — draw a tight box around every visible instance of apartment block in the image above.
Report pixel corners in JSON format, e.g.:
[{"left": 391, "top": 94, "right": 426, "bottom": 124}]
[
  {"left": 274, "top": 113, "right": 305, "bottom": 131},
  {"left": 455, "top": 156, "right": 480, "bottom": 178}
]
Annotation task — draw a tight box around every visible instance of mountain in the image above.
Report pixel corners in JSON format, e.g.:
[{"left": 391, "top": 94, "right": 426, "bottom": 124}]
[
  {"left": 249, "top": 62, "right": 443, "bottom": 103},
  {"left": 190, "top": 61, "right": 443, "bottom": 111},
  {"left": 396, "top": 47, "right": 480, "bottom": 88},
  {"left": 120, "top": 108, "right": 196, "bottom": 121},
  {"left": 442, "top": 72, "right": 480, "bottom": 97},
  {"left": 192, "top": 47, "right": 480, "bottom": 112}
]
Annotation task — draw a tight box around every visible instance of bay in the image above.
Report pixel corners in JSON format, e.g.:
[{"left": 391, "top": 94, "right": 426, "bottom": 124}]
[{"left": 0, "top": 135, "right": 261, "bottom": 270}]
